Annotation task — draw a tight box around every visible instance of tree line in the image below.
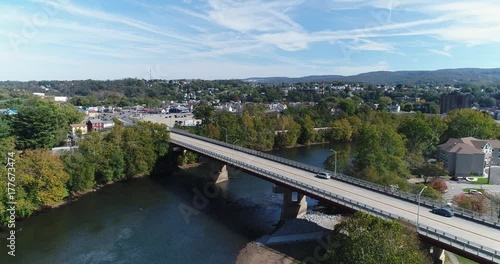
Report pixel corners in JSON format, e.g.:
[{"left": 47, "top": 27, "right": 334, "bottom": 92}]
[
  {"left": 192, "top": 100, "right": 500, "bottom": 203},
  {"left": 0, "top": 96, "right": 171, "bottom": 226}
]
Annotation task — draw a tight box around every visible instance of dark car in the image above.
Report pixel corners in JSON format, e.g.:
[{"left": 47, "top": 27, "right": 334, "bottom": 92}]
[{"left": 431, "top": 208, "right": 454, "bottom": 217}]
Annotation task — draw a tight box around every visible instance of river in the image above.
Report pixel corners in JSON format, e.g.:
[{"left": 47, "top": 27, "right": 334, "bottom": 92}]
[{"left": 0, "top": 142, "right": 355, "bottom": 264}]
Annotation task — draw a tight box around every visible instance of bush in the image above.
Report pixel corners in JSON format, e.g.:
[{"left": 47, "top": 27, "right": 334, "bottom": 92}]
[
  {"left": 452, "top": 194, "right": 489, "bottom": 214},
  {"left": 430, "top": 178, "right": 447, "bottom": 193}
]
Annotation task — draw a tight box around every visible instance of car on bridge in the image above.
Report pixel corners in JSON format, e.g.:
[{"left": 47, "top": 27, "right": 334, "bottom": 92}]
[
  {"left": 316, "top": 172, "right": 331, "bottom": 179},
  {"left": 431, "top": 208, "right": 454, "bottom": 217}
]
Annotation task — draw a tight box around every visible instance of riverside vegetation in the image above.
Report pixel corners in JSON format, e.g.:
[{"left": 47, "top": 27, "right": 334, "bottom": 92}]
[{"left": 0, "top": 98, "right": 170, "bottom": 226}]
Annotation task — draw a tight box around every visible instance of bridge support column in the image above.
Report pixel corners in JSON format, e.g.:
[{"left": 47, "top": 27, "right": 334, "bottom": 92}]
[
  {"left": 274, "top": 186, "right": 307, "bottom": 221},
  {"left": 206, "top": 159, "right": 228, "bottom": 184},
  {"left": 431, "top": 247, "right": 445, "bottom": 264},
  {"left": 423, "top": 243, "right": 446, "bottom": 264}
]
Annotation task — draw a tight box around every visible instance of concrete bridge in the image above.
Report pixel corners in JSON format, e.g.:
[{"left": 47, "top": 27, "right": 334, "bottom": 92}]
[{"left": 169, "top": 128, "right": 500, "bottom": 263}]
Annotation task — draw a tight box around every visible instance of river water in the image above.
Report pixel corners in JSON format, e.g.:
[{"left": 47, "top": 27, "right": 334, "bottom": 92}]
[{"left": 0, "top": 142, "right": 354, "bottom": 264}]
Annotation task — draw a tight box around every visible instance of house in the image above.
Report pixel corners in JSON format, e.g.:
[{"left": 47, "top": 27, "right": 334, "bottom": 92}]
[
  {"left": 437, "top": 137, "right": 500, "bottom": 177},
  {"left": 87, "top": 119, "right": 114, "bottom": 132},
  {"left": 54, "top": 96, "right": 68, "bottom": 103},
  {"left": 87, "top": 110, "right": 99, "bottom": 118},
  {"left": 70, "top": 123, "right": 88, "bottom": 135},
  {"left": 387, "top": 104, "right": 401, "bottom": 113}
]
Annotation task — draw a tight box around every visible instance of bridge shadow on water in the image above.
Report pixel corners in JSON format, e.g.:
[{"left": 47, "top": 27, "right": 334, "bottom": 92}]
[{"left": 150, "top": 161, "right": 350, "bottom": 262}]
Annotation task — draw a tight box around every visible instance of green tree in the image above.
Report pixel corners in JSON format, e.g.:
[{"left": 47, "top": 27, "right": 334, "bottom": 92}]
[
  {"left": 325, "top": 212, "right": 430, "bottom": 264},
  {"left": 274, "top": 115, "right": 301, "bottom": 147},
  {"left": 378, "top": 96, "right": 392, "bottom": 110},
  {"left": 444, "top": 109, "right": 499, "bottom": 139},
  {"left": 397, "top": 115, "right": 438, "bottom": 156},
  {"left": 0, "top": 115, "right": 12, "bottom": 139},
  {"left": 297, "top": 115, "right": 316, "bottom": 144},
  {"left": 12, "top": 98, "right": 84, "bottom": 149},
  {"left": 354, "top": 124, "right": 408, "bottom": 184},
  {"left": 338, "top": 99, "right": 356, "bottom": 116},
  {"left": 60, "top": 152, "right": 95, "bottom": 193},
  {"left": 193, "top": 102, "right": 216, "bottom": 125},
  {"left": 324, "top": 148, "right": 350, "bottom": 173},
  {"left": 330, "top": 118, "right": 353, "bottom": 142},
  {"left": 411, "top": 162, "right": 448, "bottom": 184},
  {"left": 428, "top": 102, "right": 439, "bottom": 114}
]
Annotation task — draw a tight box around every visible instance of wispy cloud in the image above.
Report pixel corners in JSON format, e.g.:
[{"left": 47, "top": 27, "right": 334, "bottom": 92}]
[
  {"left": 429, "top": 45, "right": 453, "bottom": 57},
  {"left": 1, "top": 0, "right": 500, "bottom": 80}
]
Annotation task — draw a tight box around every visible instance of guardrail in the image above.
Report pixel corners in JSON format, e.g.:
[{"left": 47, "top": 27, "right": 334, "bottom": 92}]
[
  {"left": 171, "top": 138, "right": 500, "bottom": 263},
  {"left": 170, "top": 128, "right": 500, "bottom": 227}
]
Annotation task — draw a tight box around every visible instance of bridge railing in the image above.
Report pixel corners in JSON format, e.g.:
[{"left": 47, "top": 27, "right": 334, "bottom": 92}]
[
  {"left": 171, "top": 138, "right": 500, "bottom": 263},
  {"left": 170, "top": 129, "right": 499, "bottom": 227}
]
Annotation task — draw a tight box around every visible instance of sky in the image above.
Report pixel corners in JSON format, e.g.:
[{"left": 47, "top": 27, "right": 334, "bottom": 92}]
[{"left": 2, "top": 0, "right": 500, "bottom": 81}]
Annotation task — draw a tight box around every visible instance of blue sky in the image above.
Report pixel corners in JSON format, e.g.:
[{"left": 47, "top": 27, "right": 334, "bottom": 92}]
[{"left": 2, "top": 0, "right": 500, "bottom": 81}]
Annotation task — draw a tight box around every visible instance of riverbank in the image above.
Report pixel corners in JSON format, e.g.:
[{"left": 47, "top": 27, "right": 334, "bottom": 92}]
[
  {"left": 235, "top": 242, "right": 299, "bottom": 264},
  {"left": 237, "top": 213, "right": 341, "bottom": 263}
]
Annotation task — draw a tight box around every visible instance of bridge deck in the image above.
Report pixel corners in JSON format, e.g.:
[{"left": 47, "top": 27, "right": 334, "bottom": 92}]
[{"left": 171, "top": 132, "right": 500, "bottom": 262}]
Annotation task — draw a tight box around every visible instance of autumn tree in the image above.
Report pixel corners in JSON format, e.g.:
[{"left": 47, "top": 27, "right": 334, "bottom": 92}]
[
  {"left": 430, "top": 178, "right": 448, "bottom": 193},
  {"left": 484, "top": 191, "right": 500, "bottom": 218},
  {"left": 324, "top": 212, "right": 431, "bottom": 264},
  {"left": 15, "top": 150, "right": 70, "bottom": 210},
  {"left": 452, "top": 193, "right": 489, "bottom": 214}
]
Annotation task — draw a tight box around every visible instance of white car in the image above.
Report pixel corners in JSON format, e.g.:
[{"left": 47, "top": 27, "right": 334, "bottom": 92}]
[{"left": 316, "top": 172, "right": 331, "bottom": 179}]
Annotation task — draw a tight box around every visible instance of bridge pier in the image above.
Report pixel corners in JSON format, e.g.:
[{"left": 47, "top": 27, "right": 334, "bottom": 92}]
[
  {"left": 423, "top": 243, "right": 445, "bottom": 264},
  {"left": 205, "top": 158, "right": 228, "bottom": 184},
  {"left": 431, "top": 247, "right": 445, "bottom": 264},
  {"left": 274, "top": 186, "right": 307, "bottom": 221}
]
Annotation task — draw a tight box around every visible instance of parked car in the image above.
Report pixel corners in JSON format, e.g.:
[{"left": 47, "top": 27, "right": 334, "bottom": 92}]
[
  {"left": 431, "top": 208, "right": 454, "bottom": 217},
  {"left": 316, "top": 172, "right": 331, "bottom": 179},
  {"left": 468, "top": 190, "right": 482, "bottom": 195}
]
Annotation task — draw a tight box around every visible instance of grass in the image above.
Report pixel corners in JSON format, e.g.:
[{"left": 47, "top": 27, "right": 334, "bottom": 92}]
[
  {"left": 455, "top": 254, "right": 479, "bottom": 264},
  {"left": 463, "top": 176, "right": 490, "bottom": 184},
  {"left": 468, "top": 177, "right": 490, "bottom": 184}
]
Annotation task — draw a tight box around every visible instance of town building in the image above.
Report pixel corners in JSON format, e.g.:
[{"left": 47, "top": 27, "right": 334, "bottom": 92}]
[
  {"left": 437, "top": 137, "right": 500, "bottom": 177},
  {"left": 70, "top": 123, "right": 88, "bottom": 135},
  {"left": 439, "top": 94, "right": 472, "bottom": 114},
  {"left": 86, "top": 119, "right": 115, "bottom": 132}
]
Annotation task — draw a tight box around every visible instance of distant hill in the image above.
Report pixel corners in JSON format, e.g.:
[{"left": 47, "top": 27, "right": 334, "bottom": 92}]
[{"left": 244, "top": 68, "right": 500, "bottom": 85}]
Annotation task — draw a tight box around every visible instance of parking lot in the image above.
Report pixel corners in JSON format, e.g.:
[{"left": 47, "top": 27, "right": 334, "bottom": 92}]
[{"left": 139, "top": 113, "right": 199, "bottom": 127}]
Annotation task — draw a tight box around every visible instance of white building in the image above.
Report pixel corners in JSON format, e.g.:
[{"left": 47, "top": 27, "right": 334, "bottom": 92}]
[{"left": 54, "top": 96, "right": 68, "bottom": 103}]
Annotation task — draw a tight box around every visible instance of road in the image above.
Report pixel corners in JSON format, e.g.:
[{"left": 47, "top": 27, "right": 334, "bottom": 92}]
[{"left": 170, "top": 132, "right": 500, "bottom": 259}]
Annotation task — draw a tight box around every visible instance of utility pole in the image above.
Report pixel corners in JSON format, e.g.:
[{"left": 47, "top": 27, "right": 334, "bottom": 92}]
[
  {"left": 417, "top": 186, "right": 428, "bottom": 232},
  {"left": 488, "top": 160, "right": 492, "bottom": 184}
]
